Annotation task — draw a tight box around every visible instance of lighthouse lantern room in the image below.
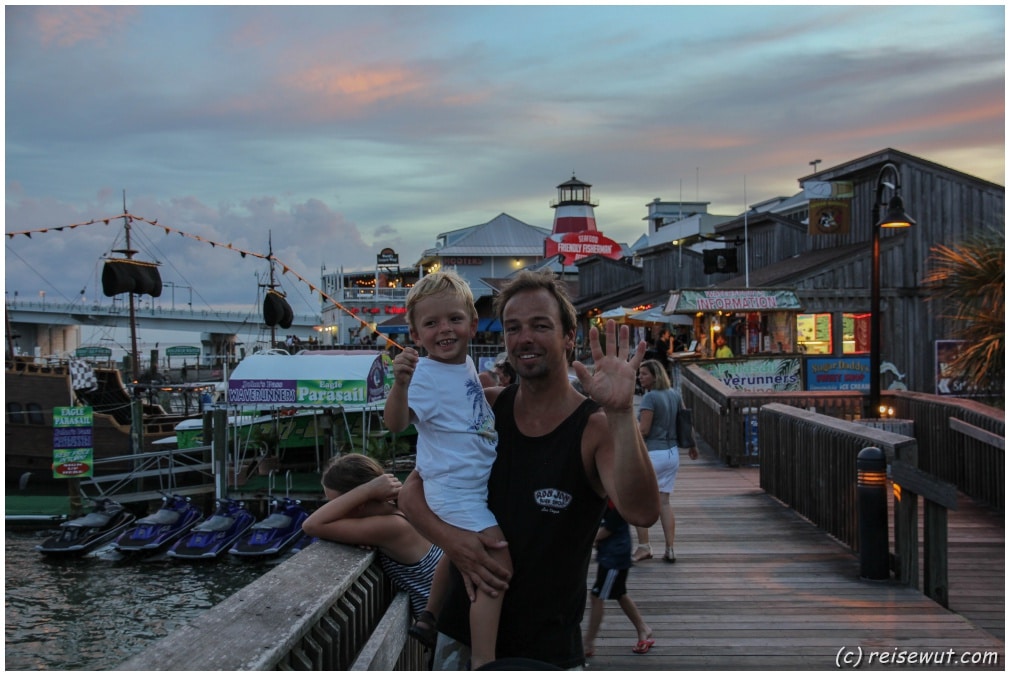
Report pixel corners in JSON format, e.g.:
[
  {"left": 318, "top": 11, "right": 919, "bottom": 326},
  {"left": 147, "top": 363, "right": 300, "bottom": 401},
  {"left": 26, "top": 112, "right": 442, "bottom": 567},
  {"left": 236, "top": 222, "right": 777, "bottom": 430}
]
[{"left": 550, "top": 175, "right": 599, "bottom": 235}]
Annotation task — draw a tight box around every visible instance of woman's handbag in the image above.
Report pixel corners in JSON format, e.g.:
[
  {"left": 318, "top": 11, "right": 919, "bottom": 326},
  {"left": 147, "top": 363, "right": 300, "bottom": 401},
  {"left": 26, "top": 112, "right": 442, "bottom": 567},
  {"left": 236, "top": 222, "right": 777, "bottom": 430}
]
[{"left": 676, "top": 405, "right": 696, "bottom": 448}]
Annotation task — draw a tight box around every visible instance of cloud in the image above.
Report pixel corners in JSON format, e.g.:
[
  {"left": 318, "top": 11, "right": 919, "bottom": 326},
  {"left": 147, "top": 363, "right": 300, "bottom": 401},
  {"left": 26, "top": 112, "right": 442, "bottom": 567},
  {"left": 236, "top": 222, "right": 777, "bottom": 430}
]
[
  {"left": 18, "top": 6, "right": 138, "bottom": 48},
  {"left": 5, "top": 5, "right": 1004, "bottom": 319}
]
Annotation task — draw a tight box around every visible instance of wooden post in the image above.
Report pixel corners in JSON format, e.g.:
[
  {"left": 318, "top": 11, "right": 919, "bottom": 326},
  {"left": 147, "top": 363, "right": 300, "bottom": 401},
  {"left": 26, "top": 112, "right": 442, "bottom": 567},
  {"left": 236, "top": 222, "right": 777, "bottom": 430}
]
[
  {"left": 924, "top": 501, "right": 949, "bottom": 608},
  {"left": 891, "top": 459, "right": 956, "bottom": 606},
  {"left": 68, "top": 477, "right": 83, "bottom": 517},
  {"left": 213, "top": 408, "right": 228, "bottom": 499},
  {"left": 894, "top": 483, "right": 919, "bottom": 587},
  {"left": 132, "top": 398, "right": 146, "bottom": 494}
]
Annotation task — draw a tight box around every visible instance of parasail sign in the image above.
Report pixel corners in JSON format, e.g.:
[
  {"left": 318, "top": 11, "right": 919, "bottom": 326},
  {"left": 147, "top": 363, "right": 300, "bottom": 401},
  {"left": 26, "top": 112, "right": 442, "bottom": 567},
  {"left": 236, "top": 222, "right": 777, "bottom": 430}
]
[
  {"left": 53, "top": 406, "right": 94, "bottom": 478},
  {"left": 544, "top": 231, "right": 623, "bottom": 266}
]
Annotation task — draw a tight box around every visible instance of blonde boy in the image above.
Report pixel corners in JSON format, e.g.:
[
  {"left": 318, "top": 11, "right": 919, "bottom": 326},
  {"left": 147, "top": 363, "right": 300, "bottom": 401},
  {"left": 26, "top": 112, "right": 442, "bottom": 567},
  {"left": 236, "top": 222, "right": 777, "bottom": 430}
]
[{"left": 383, "top": 270, "right": 509, "bottom": 669}]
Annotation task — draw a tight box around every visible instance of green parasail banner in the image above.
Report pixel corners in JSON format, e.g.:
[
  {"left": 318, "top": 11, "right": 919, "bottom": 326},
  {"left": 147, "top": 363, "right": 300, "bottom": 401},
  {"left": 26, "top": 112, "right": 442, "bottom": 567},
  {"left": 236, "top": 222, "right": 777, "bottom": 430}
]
[{"left": 53, "top": 406, "right": 94, "bottom": 479}]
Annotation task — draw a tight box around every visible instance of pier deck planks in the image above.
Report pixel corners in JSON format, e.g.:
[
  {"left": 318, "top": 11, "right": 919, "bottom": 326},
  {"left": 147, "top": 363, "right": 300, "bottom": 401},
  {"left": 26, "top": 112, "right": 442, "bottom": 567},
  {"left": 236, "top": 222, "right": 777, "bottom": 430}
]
[{"left": 581, "top": 454, "right": 1004, "bottom": 671}]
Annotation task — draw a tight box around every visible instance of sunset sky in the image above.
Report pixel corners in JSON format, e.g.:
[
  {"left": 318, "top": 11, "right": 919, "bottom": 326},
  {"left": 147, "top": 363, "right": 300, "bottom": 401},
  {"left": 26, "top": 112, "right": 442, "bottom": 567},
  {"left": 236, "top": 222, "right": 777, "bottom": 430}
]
[{"left": 5, "top": 4, "right": 1005, "bottom": 346}]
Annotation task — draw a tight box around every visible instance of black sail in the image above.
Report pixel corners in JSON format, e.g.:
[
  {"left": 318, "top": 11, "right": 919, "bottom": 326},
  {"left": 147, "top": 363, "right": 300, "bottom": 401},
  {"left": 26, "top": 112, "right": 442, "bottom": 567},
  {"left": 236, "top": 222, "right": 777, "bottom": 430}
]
[
  {"left": 102, "top": 259, "right": 163, "bottom": 297},
  {"left": 263, "top": 290, "right": 293, "bottom": 328}
]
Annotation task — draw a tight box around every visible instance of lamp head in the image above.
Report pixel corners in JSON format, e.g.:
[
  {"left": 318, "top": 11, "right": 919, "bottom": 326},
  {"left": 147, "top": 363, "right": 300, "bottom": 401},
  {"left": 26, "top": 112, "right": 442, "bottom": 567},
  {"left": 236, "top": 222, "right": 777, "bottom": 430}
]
[{"left": 877, "top": 194, "right": 916, "bottom": 229}]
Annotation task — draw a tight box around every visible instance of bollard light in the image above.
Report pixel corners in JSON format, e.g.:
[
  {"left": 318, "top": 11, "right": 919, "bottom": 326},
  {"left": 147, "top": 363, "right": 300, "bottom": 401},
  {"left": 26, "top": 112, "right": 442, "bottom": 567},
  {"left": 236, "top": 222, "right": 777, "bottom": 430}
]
[{"left": 857, "top": 446, "right": 890, "bottom": 580}]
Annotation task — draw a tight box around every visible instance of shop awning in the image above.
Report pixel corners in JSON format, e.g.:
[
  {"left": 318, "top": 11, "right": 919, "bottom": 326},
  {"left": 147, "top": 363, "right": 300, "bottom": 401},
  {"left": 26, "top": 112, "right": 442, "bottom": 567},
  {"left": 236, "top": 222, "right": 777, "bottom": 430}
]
[
  {"left": 630, "top": 306, "right": 694, "bottom": 325},
  {"left": 664, "top": 288, "right": 803, "bottom": 314}
]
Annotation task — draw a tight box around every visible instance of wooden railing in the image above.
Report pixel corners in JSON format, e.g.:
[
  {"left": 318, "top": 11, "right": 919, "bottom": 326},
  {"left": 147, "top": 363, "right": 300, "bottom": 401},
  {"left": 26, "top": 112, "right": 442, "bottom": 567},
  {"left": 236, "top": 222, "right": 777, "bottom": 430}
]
[
  {"left": 679, "top": 365, "right": 1004, "bottom": 511},
  {"left": 755, "top": 403, "right": 961, "bottom": 607},
  {"left": 679, "top": 364, "right": 864, "bottom": 466},
  {"left": 890, "top": 390, "right": 1004, "bottom": 512},
  {"left": 118, "top": 540, "right": 428, "bottom": 670},
  {"left": 679, "top": 366, "right": 1005, "bottom": 607},
  {"left": 756, "top": 403, "right": 918, "bottom": 548}
]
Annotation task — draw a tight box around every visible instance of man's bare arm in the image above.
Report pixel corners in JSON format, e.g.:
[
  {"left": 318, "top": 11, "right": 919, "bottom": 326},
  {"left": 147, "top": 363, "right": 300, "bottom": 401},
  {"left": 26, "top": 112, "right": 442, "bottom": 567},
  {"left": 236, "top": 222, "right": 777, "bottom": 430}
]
[
  {"left": 574, "top": 320, "right": 659, "bottom": 526},
  {"left": 398, "top": 470, "right": 510, "bottom": 600}
]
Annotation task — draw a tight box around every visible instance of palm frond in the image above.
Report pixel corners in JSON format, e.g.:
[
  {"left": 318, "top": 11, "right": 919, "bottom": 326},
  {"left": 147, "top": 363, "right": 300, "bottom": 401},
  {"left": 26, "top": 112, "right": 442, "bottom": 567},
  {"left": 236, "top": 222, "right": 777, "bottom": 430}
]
[{"left": 923, "top": 228, "right": 1004, "bottom": 400}]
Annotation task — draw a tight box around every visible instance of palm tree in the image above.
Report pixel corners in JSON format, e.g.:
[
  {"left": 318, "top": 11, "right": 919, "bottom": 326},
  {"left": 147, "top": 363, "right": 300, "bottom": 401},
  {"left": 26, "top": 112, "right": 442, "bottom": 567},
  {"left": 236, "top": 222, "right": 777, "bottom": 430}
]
[{"left": 922, "top": 226, "right": 1004, "bottom": 406}]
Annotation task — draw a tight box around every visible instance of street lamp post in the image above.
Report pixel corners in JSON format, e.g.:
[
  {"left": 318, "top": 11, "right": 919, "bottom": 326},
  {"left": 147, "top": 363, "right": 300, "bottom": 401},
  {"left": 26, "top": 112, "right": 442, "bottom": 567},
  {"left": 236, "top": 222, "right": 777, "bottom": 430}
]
[
  {"left": 165, "top": 281, "right": 177, "bottom": 311},
  {"left": 868, "top": 163, "right": 916, "bottom": 418}
]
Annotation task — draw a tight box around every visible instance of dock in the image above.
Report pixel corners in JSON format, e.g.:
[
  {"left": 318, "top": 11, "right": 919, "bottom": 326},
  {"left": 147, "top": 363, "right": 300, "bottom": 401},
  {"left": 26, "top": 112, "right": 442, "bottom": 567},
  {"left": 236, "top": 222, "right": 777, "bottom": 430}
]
[
  {"left": 117, "top": 434, "right": 1004, "bottom": 671},
  {"left": 582, "top": 448, "right": 1004, "bottom": 670}
]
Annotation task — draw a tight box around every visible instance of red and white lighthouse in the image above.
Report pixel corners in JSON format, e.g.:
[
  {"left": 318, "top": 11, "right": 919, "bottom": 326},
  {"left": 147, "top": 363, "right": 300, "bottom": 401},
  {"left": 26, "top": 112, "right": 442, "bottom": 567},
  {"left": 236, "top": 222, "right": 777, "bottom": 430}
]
[
  {"left": 544, "top": 175, "right": 623, "bottom": 265},
  {"left": 550, "top": 175, "right": 598, "bottom": 235}
]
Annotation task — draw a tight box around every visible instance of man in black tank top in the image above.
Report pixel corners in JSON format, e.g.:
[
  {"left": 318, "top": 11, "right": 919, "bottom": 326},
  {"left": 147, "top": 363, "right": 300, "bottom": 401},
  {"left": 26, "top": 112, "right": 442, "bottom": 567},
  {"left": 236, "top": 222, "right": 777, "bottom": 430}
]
[{"left": 400, "top": 270, "right": 660, "bottom": 669}]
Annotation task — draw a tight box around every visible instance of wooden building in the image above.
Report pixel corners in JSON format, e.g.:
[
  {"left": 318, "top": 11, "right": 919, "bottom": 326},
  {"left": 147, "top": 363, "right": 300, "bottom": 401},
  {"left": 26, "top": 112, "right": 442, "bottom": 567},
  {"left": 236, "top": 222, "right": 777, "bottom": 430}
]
[{"left": 574, "top": 148, "right": 1004, "bottom": 397}]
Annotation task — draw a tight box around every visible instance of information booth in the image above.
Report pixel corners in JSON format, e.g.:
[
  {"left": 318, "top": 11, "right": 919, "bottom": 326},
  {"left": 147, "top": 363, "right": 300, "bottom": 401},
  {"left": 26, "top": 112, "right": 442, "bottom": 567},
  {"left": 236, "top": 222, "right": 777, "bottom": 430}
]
[{"left": 663, "top": 288, "right": 805, "bottom": 392}]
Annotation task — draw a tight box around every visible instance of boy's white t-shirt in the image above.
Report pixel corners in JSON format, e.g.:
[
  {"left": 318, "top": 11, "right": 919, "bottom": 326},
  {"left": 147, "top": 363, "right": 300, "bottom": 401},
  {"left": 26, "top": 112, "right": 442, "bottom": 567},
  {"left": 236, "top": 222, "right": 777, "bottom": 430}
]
[{"left": 409, "top": 355, "right": 498, "bottom": 490}]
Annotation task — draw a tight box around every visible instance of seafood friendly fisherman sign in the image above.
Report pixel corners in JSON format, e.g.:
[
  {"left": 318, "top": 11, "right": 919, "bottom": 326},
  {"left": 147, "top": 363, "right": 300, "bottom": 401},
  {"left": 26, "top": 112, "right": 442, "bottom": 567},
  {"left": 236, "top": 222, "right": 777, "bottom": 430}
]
[{"left": 53, "top": 405, "right": 94, "bottom": 478}]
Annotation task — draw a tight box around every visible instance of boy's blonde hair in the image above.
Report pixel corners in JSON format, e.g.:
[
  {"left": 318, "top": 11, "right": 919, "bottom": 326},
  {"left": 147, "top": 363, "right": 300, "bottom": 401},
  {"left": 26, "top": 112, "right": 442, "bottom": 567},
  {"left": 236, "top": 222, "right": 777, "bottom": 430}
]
[{"left": 404, "top": 269, "right": 477, "bottom": 331}]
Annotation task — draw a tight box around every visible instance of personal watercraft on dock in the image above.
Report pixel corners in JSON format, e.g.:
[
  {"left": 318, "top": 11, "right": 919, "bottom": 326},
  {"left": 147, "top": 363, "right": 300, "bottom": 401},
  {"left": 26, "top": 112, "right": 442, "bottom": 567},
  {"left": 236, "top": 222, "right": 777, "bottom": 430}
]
[
  {"left": 167, "top": 498, "right": 254, "bottom": 560},
  {"left": 115, "top": 494, "right": 203, "bottom": 554},
  {"left": 37, "top": 498, "right": 136, "bottom": 556},
  {"left": 289, "top": 533, "right": 317, "bottom": 554},
  {"left": 230, "top": 496, "right": 310, "bottom": 558}
]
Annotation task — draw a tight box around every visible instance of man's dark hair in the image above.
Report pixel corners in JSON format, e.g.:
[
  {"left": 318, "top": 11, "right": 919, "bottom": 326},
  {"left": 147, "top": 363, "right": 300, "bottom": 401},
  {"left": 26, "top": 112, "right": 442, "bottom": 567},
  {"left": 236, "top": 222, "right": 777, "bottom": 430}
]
[{"left": 493, "top": 270, "right": 577, "bottom": 335}]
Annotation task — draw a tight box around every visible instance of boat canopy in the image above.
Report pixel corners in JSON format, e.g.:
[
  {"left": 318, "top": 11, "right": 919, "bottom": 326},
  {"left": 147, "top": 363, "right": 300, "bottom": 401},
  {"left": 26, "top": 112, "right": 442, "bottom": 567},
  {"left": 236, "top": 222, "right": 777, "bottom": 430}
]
[{"left": 227, "top": 353, "right": 394, "bottom": 410}]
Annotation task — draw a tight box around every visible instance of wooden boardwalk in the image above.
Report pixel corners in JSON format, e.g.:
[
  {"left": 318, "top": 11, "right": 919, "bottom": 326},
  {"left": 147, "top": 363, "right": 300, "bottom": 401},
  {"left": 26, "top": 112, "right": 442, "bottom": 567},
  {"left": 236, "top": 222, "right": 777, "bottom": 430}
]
[{"left": 582, "top": 450, "right": 1004, "bottom": 671}]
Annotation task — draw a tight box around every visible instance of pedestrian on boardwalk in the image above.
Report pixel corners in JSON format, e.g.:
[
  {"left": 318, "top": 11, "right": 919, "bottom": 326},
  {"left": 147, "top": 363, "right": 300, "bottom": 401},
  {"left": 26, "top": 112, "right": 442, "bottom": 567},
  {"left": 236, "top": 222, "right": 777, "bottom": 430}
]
[
  {"left": 584, "top": 499, "right": 654, "bottom": 657},
  {"left": 650, "top": 328, "right": 672, "bottom": 375},
  {"left": 301, "top": 453, "right": 443, "bottom": 643},
  {"left": 632, "top": 359, "right": 698, "bottom": 563},
  {"left": 399, "top": 269, "right": 659, "bottom": 669}
]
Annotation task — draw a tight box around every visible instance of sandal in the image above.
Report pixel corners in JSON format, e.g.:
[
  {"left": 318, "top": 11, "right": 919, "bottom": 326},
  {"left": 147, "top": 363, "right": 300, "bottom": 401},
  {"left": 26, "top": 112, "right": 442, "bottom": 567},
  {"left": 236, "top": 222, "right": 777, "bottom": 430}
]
[
  {"left": 631, "top": 545, "right": 652, "bottom": 562},
  {"left": 632, "top": 638, "right": 655, "bottom": 654},
  {"left": 409, "top": 610, "right": 438, "bottom": 649},
  {"left": 663, "top": 547, "right": 676, "bottom": 563}
]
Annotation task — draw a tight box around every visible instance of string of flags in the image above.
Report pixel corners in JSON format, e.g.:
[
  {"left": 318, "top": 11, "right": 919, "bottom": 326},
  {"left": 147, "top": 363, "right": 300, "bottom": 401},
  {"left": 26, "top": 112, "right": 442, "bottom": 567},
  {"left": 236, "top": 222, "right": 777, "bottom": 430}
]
[{"left": 6, "top": 212, "right": 404, "bottom": 350}]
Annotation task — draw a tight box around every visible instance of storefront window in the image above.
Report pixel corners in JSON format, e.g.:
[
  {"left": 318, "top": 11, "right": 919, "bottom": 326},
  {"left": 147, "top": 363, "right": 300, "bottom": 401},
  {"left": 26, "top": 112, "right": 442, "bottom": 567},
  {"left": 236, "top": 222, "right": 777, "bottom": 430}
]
[
  {"left": 844, "top": 313, "right": 870, "bottom": 354},
  {"left": 797, "top": 313, "right": 833, "bottom": 354},
  {"left": 798, "top": 312, "right": 871, "bottom": 355}
]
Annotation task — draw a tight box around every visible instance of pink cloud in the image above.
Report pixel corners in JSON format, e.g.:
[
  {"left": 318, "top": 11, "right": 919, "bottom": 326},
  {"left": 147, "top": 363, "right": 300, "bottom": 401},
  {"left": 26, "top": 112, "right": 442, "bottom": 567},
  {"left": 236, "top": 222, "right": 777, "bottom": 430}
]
[
  {"left": 285, "top": 63, "right": 429, "bottom": 112},
  {"left": 31, "top": 6, "right": 137, "bottom": 48}
]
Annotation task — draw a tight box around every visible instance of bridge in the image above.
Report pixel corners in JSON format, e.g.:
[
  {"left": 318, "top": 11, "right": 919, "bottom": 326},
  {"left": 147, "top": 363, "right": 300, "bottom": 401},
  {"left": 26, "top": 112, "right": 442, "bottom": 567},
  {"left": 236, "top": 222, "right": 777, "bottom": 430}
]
[
  {"left": 7, "top": 298, "right": 324, "bottom": 364},
  {"left": 6, "top": 298, "right": 321, "bottom": 335}
]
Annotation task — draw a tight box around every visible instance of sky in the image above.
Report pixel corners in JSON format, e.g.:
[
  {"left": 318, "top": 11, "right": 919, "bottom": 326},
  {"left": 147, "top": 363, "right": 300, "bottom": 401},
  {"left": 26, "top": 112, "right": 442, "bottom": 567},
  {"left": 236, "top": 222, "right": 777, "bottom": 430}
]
[{"left": 4, "top": 4, "right": 1006, "bottom": 349}]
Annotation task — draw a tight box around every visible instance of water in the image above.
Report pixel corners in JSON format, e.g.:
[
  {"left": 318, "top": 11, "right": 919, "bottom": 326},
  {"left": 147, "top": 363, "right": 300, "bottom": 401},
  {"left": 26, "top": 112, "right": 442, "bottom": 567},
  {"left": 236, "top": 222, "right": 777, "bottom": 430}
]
[{"left": 4, "top": 528, "right": 280, "bottom": 670}]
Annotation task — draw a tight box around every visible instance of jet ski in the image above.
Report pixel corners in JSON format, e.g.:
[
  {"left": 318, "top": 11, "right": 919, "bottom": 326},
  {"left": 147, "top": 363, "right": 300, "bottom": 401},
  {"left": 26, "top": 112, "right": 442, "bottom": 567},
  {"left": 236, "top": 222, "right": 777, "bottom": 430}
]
[
  {"left": 167, "top": 498, "right": 255, "bottom": 560},
  {"left": 289, "top": 533, "right": 318, "bottom": 554},
  {"left": 115, "top": 494, "right": 203, "bottom": 554},
  {"left": 230, "top": 496, "right": 310, "bottom": 558},
  {"left": 37, "top": 498, "right": 137, "bottom": 556}
]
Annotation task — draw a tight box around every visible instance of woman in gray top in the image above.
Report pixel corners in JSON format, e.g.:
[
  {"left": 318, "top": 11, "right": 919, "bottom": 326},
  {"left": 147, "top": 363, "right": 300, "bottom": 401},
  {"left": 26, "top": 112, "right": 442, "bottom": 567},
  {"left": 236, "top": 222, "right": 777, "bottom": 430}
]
[{"left": 633, "top": 359, "right": 698, "bottom": 563}]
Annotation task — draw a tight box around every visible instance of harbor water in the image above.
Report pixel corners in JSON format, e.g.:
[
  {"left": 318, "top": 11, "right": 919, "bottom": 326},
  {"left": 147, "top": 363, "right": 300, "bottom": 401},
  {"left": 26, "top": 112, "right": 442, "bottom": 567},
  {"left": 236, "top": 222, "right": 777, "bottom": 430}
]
[{"left": 4, "top": 528, "right": 279, "bottom": 670}]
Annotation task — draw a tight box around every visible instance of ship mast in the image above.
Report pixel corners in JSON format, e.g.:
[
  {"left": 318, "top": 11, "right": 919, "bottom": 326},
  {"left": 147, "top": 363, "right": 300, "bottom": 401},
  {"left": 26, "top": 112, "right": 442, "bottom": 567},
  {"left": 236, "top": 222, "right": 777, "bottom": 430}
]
[
  {"left": 112, "top": 190, "right": 141, "bottom": 382},
  {"left": 109, "top": 191, "right": 143, "bottom": 456},
  {"left": 265, "top": 231, "right": 278, "bottom": 348}
]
